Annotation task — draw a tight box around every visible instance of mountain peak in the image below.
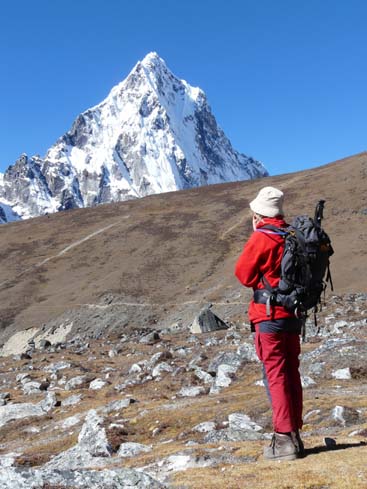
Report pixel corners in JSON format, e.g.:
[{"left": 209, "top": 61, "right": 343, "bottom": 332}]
[{"left": 0, "top": 54, "right": 267, "bottom": 222}]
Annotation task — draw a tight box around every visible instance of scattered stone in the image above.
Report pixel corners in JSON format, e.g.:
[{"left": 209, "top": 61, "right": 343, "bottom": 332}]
[
  {"left": 178, "top": 386, "right": 206, "bottom": 397},
  {"left": 228, "top": 413, "right": 263, "bottom": 432},
  {"left": 62, "top": 393, "right": 83, "bottom": 407},
  {"left": 190, "top": 306, "right": 229, "bottom": 334},
  {"left": 152, "top": 362, "right": 174, "bottom": 378},
  {"left": 301, "top": 375, "right": 316, "bottom": 388},
  {"left": 236, "top": 343, "right": 259, "bottom": 363},
  {"left": 65, "top": 374, "right": 95, "bottom": 390},
  {"left": 0, "top": 393, "right": 57, "bottom": 428},
  {"left": 332, "top": 367, "right": 352, "bottom": 380},
  {"left": 192, "top": 421, "right": 216, "bottom": 433},
  {"left": 89, "top": 378, "right": 109, "bottom": 390},
  {"left": 140, "top": 332, "right": 161, "bottom": 344},
  {"left": 39, "top": 339, "right": 52, "bottom": 350},
  {"left": 192, "top": 367, "right": 214, "bottom": 385},
  {"left": 331, "top": 405, "right": 360, "bottom": 426},
  {"left": 117, "top": 442, "right": 152, "bottom": 457},
  {"left": 78, "top": 410, "right": 112, "bottom": 457},
  {"left": 0, "top": 467, "right": 165, "bottom": 488},
  {"left": 208, "top": 352, "right": 243, "bottom": 373},
  {"left": 22, "top": 381, "right": 42, "bottom": 395},
  {"left": 104, "top": 397, "right": 136, "bottom": 413},
  {"left": 44, "top": 361, "right": 72, "bottom": 372},
  {"left": 210, "top": 364, "right": 237, "bottom": 393}
]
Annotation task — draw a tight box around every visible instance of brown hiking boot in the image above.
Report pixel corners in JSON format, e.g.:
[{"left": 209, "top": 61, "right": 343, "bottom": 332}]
[
  {"left": 292, "top": 430, "right": 305, "bottom": 457},
  {"left": 263, "top": 433, "right": 298, "bottom": 461}
]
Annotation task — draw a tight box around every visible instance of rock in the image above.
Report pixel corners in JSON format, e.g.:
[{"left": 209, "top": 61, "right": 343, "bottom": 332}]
[
  {"left": 0, "top": 396, "right": 55, "bottom": 428},
  {"left": 139, "top": 332, "right": 160, "bottom": 344},
  {"left": 39, "top": 339, "right": 52, "bottom": 349},
  {"left": 16, "top": 373, "right": 31, "bottom": 384},
  {"left": 152, "top": 362, "right": 174, "bottom": 378},
  {"left": 228, "top": 413, "right": 263, "bottom": 432},
  {"left": 332, "top": 368, "right": 352, "bottom": 380},
  {"left": 65, "top": 375, "right": 94, "bottom": 390},
  {"left": 117, "top": 442, "right": 152, "bottom": 457},
  {"left": 178, "top": 386, "right": 206, "bottom": 397},
  {"left": 40, "top": 392, "right": 59, "bottom": 412},
  {"left": 210, "top": 364, "right": 237, "bottom": 393},
  {"left": 0, "top": 467, "right": 165, "bottom": 488},
  {"left": 78, "top": 410, "right": 112, "bottom": 457},
  {"left": 22, "top": 381, "right": 42, "bottom": 395},
  {"left": 192, "top": 421, "right": 216, "bottom": 433},
  {"left": 236, "top": 343, "right": 259, "bottom": 363},
  {"left": 103, "top": 398, "right": 136, "bottom": 413},
  {"left": 89, "top": 378, "right": 109, "bottom": 390},
  {"left": 192, "top": 368, "right": 214, "bottom": 385},
  {"left": 307, "top": 362, "right": 325, "bottom": 376},
  {"left": 331, "top": 405, "right": 360, "bottom": 426},
  {"left": 149, "top": 350, "right": 173, "bottom": 367},
  {"left": 301, "top": 375, "right": 316, "bottom": 388},
  {"left": 208, "top": 352, "right": 243, "bottom": 373},
  {"left": 62, "top": 394, "right": 83, "bottom": 407},
  {"left": 61, "top": 415, "right": 82, "bottom": 428},
  {"left": 44, "top": 361, "right": 72, "bottom": 372},
  {"left": 129, "top": 363, "right": 143, "bottom": 374},
  {"left": 190, "top": 306, "right": 229, "bottom": 334}
]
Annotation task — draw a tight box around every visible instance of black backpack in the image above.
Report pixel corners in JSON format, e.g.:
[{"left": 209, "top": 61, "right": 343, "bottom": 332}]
[{"left": 254, "top": 201, "right": 334, "bottom": 330}]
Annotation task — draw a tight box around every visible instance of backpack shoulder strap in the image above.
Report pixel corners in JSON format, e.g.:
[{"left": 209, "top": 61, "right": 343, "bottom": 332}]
[{"left": 255, "top": 224, "right": 288, "bottom": 236}]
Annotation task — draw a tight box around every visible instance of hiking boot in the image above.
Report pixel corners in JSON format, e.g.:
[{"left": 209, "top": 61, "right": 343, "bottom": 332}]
[
  {"left": 263, "top": 433, "right": 298, "bottom": 461},
  {"left": 291, "top": 430, "right": 305, "bottom": 457}
]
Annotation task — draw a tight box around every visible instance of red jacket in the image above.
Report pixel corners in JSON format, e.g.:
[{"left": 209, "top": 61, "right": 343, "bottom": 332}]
[{"left": 235, "top": 216, "right": 295, "bottom": 324}]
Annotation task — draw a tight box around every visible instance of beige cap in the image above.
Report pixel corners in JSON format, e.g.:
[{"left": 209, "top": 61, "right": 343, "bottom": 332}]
[{"left": 249, "top": 186, "right": 284, "bottom": 217}]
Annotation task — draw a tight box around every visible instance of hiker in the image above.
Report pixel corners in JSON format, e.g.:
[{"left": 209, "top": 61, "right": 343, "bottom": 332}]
[{"left": 235, "top": 186, "right": 304, "bottom": 461}]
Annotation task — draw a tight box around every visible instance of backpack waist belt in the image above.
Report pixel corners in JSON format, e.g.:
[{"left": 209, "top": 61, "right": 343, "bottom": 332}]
[{"left": 253, "top": 289, "right": 279, "bottom": 316}]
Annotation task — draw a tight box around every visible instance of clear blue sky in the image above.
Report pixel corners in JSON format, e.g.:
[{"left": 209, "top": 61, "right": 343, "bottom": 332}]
[{"left": 1, "top": 0, "right": 366, "bottom": 175}]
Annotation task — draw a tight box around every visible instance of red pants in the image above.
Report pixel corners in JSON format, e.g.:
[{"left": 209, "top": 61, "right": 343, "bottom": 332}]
[{"left": 255, "top": 329, "right": 303, "bottom": 433}]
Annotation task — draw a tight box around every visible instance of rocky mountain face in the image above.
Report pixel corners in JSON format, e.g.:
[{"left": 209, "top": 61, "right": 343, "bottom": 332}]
[{"left": 0, "top": 52, "right": 267, "bottom": 221}]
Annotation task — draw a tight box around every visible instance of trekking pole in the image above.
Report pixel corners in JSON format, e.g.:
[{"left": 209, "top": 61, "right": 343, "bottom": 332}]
[{"left": 314, "top": 200, "right": 325, "bottom": 226}]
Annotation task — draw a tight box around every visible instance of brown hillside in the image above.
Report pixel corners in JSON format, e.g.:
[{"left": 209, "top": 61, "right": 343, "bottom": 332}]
[{"left": 0, "top": 152, "right": 366, "bottom": 343}]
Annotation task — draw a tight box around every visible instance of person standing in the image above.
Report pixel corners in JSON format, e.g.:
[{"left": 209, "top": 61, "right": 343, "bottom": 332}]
[{"left": 235, "top": 186, "right": 304, "bottom": 461}]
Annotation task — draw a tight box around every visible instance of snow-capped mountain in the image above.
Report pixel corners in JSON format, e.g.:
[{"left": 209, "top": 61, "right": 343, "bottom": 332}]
[{"left": 0, "top": 52, "right": 267, "bottom": 221}]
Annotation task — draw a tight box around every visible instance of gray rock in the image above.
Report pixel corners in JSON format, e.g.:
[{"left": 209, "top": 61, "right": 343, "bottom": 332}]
[
  {"left": 78, "top": 409, "right": 112, "bottom": 457},
  {"left": 192, "top": 368, "right": 214, "bottom": 385},
  {"left": 22, "top": 381, "right": 42, "bottom": 395},
  {"left": 331, "top": 405, "right": 360, "bottom": 426},
  {"left": 62, "top": 394, "right": 83, "bottom": 407},
  {"left": 0, "top": 393, "right": 57, "bottom": 428},
  {"left": 89, "top": 378, "right": 108, "bottom": 390},
  {"left": 178, "top": 386, "right": 206, "bottom": 397},
  {"left": 139, "top": 332, "right": 160, "bottom": 344},
  {"left": 192, "top": 421, "right": 216, "bottom": 433},
  {"left": 149, "top": 350, "right": 173, "bottom": 367},
  {"left": 0, "top": 467, "right": 165, "bottom": 488},
  {"left": 236, "top": 343, "right": 259, "bottom": 363},
  {"left": 301, "top": 375, "right": 316, "bottom": 388},
  {"left": 40, "top": 392, "right": 59, "bottom": 412},
  {"left": 228, "top": 413, "right": 263, "bottom": 433},
  {"left": 44, "top": 361, "right": 72, "bottom": 372},
  {"left": 118, "top": 442, "right": 152, "bottom": 457},
  {"left": 103, "top": 397, "right": 135, "bottom": 413},
  {"left": 65, "top": 375, "right": 93, "bottom": 390},
  {"left": 210, "top": 364, "right": 237, "bottom": 393},
  {"left": 190, "top": 307, "right": 229, "bottom": 334},
  {"left": 332, "top": 368, "right": 352, "bottom": 380},
  {"left": 208, "top": 352, "right": 243, "bottom": 373},
  {"left": 152, "top": 362, "right": 174, "bottom": 378}
]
